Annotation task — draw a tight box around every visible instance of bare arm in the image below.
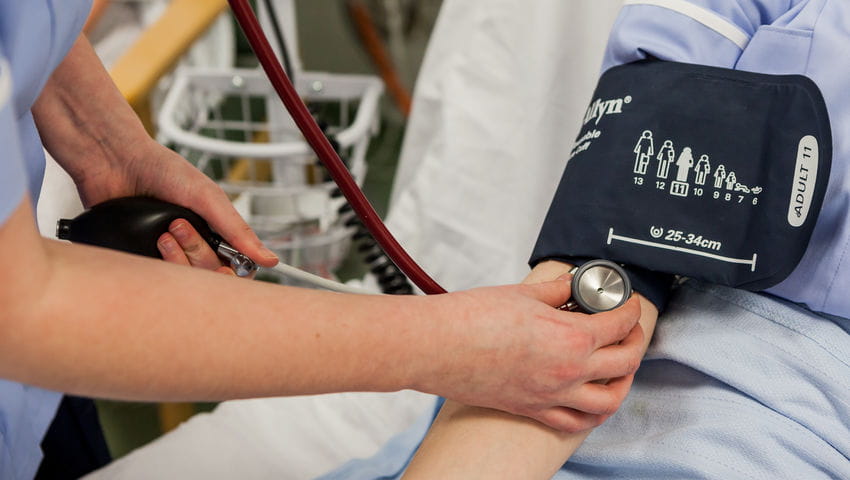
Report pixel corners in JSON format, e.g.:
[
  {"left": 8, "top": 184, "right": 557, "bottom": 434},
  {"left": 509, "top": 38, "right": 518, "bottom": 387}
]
[
  {"left": 403, "top": 261, "right": 658, "bottom": 479},
  {"left": 0, "top": 199, "right": 511, "bottom": 400},
  {"left": 3, "top": 198, "right": 420, "bottom": 400},
  {"left": 5, "top": 35, "right": 644, "bottom": 427},
  {"left": 1, "top": 197, "right": 645, "bottom": 425}
]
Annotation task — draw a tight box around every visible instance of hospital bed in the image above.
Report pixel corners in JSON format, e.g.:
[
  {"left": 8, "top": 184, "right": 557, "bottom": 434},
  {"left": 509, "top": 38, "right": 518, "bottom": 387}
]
[{"left": 84, "top": 1, "right": 627, "bottom": 478}]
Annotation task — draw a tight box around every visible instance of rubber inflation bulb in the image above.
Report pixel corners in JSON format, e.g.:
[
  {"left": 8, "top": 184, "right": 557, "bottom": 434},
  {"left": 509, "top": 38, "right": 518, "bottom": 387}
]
[{"left": 57, "top": 196, "right": 223, "bottom": 259}]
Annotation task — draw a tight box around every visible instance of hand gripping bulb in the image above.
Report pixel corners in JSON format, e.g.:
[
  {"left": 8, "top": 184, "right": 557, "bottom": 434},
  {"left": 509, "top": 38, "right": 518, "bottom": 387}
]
[{"left": 56, "top": 197, "right": 258, "bottom": 277}]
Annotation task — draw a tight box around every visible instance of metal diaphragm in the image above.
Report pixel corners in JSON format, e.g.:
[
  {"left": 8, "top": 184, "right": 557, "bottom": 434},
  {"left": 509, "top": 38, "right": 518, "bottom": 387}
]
[{"left": 571, "top": 260, "right": 632, "bottom": 313}]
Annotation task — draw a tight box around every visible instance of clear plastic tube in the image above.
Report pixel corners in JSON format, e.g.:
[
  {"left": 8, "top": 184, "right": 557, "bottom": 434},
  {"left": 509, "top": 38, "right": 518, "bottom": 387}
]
[{"left": 270, "top": 263, "right": 378, "bottom": 295}]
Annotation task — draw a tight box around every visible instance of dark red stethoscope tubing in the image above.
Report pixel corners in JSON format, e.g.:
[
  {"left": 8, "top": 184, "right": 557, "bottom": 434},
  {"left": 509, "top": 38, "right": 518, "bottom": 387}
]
[{"left": 227, "top": 0, "right": 446, "bottom": 295}]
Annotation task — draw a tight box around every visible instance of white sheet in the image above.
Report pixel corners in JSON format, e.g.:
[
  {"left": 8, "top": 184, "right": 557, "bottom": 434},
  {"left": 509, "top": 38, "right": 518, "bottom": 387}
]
[
  {"left": 386, "top": 0, "right": 625, "bottom": 291},
  {"left": 85, "top": 391, "right": 435, "bottom": 480}
]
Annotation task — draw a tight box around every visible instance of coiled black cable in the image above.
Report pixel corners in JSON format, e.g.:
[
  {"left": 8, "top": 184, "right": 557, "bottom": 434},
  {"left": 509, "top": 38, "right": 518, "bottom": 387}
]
[
  {"left": 339, "top": 191, "right": 414, "bottom": 295},
  {"left": 344, "top": 206, "right": 414, "bottom": 295},
  {"left": 317, "top": 119, "right": 414, "bottom": 295}
]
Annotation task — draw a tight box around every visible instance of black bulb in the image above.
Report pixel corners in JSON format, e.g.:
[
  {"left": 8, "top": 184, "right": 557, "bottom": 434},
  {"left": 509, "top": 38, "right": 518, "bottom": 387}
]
[{"left": 57, "top": 196, "right": 223, "bottom": 259}]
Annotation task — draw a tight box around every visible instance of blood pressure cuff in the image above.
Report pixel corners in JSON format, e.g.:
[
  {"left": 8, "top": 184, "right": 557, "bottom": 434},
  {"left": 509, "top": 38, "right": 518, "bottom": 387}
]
[{"left": 532, "top": 60, "right": 831, "bottom": 309}]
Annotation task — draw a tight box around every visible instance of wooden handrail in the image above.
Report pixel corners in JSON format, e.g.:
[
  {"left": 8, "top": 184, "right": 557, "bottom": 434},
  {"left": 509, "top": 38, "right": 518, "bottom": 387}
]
[{"left": 110, "top": 0, "right": 229, "bottom": 111}]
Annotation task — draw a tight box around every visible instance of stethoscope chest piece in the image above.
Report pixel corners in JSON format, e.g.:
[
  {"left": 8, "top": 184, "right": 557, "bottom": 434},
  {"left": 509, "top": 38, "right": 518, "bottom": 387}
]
[{"left": 564, "top": 260, "right": 632, "bottom": 314}]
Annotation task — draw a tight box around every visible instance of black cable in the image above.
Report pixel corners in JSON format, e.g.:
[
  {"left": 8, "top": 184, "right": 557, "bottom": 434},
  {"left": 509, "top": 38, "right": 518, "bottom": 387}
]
[
  {"left": 315, "top": 118, "right": 414, "bottom": 295},
  {"left": 337, "top": 187, "right": 414, "bottom": 295},
  {"left": 261, "top": 0, "right": 296, "bottom": 81}
]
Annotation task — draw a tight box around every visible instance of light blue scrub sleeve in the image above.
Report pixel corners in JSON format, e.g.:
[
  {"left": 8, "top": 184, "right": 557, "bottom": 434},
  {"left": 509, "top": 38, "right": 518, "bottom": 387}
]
[
  {"left": 0, "top": 48, "right": 64, "bottom": 480},
  {"left": 603, "top": 0, "right": 804, "bottom": 70},
  {"left": 0, "top": 54, "right": 27, "bottom": 224}
]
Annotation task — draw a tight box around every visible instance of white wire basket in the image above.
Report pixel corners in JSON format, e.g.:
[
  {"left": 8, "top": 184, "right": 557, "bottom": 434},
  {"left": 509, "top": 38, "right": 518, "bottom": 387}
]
[{"left": 157, "top": 67, "right": 384, "bottom": 280}]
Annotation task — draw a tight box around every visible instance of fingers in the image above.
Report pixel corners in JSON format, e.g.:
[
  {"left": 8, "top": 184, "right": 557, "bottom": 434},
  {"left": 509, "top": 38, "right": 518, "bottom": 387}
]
[
  {"left": 192, "top": 190, "right": 279, "bottom": 268},
  {"left": 523, "top": 278, "right": 572, "bottom": 308},
  {"left": 158, "top": 220, "right": 223, "bottom": 271},
  {"left": 215, "top": 266, "right": 238, "bottom": 276},
  {"left": 584, "top": 296, "right": 642, "bottom": 349},
  {"left": 170, "top": 220, "right": 224, "bottom": 270},
  {"left": 535, "top": 406, "right": 605, "bottom": 433},
  {"left": 523, "top": 260, "right": 575, "bottom": 283},
  {"left": 584, "top": 323, "right": 645, "bottom": 380},
  {"left": 536, "top": 370, "right": 638, "bottom": 430},
  {"left": 569, "top": 373, "right": 637, "bottom": 416},
  {"left": 157, "top": 233, "right": 191, "bottom": 266}
]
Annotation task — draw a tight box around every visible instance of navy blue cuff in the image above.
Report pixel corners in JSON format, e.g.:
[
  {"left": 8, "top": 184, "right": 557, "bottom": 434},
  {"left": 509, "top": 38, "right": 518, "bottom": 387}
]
[{"left": 530, "top": 256, "right": 674, "bottom": 313}]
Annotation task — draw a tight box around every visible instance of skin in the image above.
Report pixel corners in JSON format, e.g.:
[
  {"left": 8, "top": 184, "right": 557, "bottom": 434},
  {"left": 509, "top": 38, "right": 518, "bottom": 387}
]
[
  {"left": 402, "top": 261, "right": 659, "bottom": 479},
  {"left": 0, "top": 35, "right": 646, "bottom": 431},
  {"left": 83, "top": 0, "right": 111, "bottom": 34}
]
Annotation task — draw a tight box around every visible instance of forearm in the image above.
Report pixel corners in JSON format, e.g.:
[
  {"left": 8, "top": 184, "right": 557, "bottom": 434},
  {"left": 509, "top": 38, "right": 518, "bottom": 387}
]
[
  {"left": 32, "top": 35, "right": 153, "bottom": 193},
  {"left": 3, "top": 201, "right": 428, "bottom": 401},
  {"left": 403, "top": 261, "right": 658, "bottom": 479}
]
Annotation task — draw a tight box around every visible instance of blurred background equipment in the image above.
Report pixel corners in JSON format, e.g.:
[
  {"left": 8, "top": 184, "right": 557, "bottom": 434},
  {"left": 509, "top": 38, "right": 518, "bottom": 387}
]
[
  {"left": 156, "top": 53, "right": 384, "bottom": 286},
  {"left": 345, "top": 0, "right": 413, "bottom": 117}
]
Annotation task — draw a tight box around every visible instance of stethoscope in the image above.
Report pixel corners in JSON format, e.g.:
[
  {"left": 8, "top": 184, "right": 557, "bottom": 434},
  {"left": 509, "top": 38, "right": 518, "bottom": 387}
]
[
  {"left": 560, "top": 260, "right": 632, "bottom": 313},
  {"left": 227, "top": 256, "right": 632, "bottom": 313}
]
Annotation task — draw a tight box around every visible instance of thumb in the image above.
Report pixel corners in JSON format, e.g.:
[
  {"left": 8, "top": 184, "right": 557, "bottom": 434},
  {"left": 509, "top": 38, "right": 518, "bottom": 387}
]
[
  {"left": 207, "top": 210, "right": 279, "bottom": 268},
  {"left": 191, "top": 189, "right": 279, "bottom": 268},
  {"left": 523, "top": 277, "right": 572, "bottom": 308}
]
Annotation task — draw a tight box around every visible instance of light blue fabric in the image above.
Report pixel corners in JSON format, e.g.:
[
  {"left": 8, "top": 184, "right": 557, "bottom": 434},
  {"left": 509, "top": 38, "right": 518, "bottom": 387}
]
[
  {"left": 317, "top": 400, "right": 443, "bottom": 480},
  {"left": 0, "top": 59, "right": 25, "bottom": 225},
  {"left": 319, "top": 282, "right": 850, "bottom": 479},
  {"left": 555, "top": 282, "right": 850, "bottom": 478},
  {"left": 318, "top": 1, "right": 850, "bottom": 478},
  {"left": 0, "top": 1, "right": 92, "bottom": 478},
  {"left": 0, "top": 0, "right": 92, "bottom": 208}
]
